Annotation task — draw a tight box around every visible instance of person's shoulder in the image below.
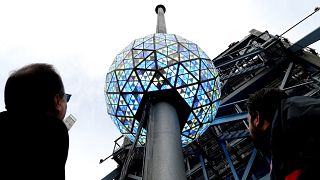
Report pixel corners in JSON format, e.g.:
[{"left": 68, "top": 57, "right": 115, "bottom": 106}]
[
  {"left": 0, "top": 111, "right": 15, "bottom": 128},
  {"left": 284, "top": 96, "right": 320, "bottom": 108},
  {"left": 0, "top": 111, "right": 9, "bottom": 133},
  {"left": 280, "top": 96, "right": 320, "bottom": 128},
  {"left": 41, "top": 114, "right": 68, "bottom": 131},
  {"left": 0, "top": 111, "right": 8, "bottom": 120},
  {"left": 286, "top": 96, "right": 317, "bottom": 102}
]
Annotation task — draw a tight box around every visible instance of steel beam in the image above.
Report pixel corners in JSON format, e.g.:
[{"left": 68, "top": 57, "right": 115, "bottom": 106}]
[
  {"left": 279, "top": 62, "right": 294, "bottom": 90},
  {"left": 211, "top": 112, "right": 247, "bottom": 126},
  {"left": 283, "top": 81, "right": 313, "bottom": 91},
  {"left": 221, "top": 63, "right": 265, "bottom": 80},
  {"left": 241, "top": 148, "right": 257, "bottom": 180},
  {"left": 215, "top": 49, "right": 263, "bottom": 68},
  {"left": 199, "top": 154, "right": 209, "bottom": 180},
  {"left": 102, "top": 166, "right": 121, "bottom": 180},
  {"left": 304, "top": 88, "right": 320, "bottom": 97},
  {"left": 288, "top": 26, "right": 320, "bottom": 53},
  {"left": 220, "top": 142, "right": 240, "bottom": 180},
  {"left": 220, "top": 64, "right": 279, "bottom": 105},
  {"left": 296, "top": 51, "right": 320, "bottom": 68},
  {"left": 218, "top": 130, "right": 250, "bottom": 141},
  {"left": 218, "top": 99, "right": 247, "bottom": 109}
]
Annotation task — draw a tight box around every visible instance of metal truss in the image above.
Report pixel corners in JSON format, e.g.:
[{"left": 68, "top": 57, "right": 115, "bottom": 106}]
[{"left": 182, "top": 27, "right": 320, "bottom": 180}]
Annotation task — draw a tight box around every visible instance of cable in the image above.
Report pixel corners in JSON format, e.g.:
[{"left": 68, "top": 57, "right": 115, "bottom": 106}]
[{"left": 279, "top": 6, "right": 320, "bottom": 37}]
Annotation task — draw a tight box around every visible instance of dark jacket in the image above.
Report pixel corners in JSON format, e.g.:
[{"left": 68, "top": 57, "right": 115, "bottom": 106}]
[
  {"left": 270, "top": 96, "right": 320, "bottom": 180},
  {"left": 0, "top": 111, "right": 69, "bottom": 180}
]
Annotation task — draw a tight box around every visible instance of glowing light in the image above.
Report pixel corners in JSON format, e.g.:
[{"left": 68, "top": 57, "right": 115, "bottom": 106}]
[{"left": 105, "top": 33, "right": 221, "bottom": 146}]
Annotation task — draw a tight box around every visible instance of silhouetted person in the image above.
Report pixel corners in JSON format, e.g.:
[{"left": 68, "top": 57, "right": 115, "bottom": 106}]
[
  {"left": 247, "top": 88, "right": 320, "bottom": 180},
  {"left": 0, "top": 63, "right": 71, "bottom": 180}
]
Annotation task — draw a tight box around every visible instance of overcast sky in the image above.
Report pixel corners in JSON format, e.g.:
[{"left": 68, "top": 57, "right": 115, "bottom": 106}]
[{"left": 0, "top": 0, "right": 319, "bottom": 179}]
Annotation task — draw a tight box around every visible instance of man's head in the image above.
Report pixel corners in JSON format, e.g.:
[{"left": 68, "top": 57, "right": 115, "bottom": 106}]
[
  {"left": 247, "top": 88, "right": 287, "bottom": 151},
  {"left": 4, "top": 63, "right": 69, "bottom": 120}
]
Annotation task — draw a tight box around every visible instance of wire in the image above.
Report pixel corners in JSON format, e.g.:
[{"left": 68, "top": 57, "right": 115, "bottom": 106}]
[{"left": 279, "top": 6, "right": 320, "bottom": 37}]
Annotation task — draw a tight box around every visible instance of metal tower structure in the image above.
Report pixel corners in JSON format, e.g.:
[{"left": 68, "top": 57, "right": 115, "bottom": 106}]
[
  {"left": 102, "top": 6, "right": 320, "bottom": 180},
  {"left": 183, "top": 26, "right": 320, "bottom": 180}
]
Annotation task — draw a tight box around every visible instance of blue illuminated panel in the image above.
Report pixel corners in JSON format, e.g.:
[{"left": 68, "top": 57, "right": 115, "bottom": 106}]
[{"left": 105, "top": 33, "right": 221, "bottom": 146}]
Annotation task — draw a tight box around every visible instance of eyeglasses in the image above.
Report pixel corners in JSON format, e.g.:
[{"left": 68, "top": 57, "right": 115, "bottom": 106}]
[{"left": 63, "top": 93, "right": 72, "bottom": 103}]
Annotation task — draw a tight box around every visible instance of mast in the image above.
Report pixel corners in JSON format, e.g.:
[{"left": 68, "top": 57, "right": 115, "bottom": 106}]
[{"left": 155, "top": 4, "right": 167, "bottom": 33}]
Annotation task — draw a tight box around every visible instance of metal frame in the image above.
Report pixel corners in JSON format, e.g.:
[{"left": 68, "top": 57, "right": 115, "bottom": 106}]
[{"left": 180, "top": 27, "right": 320, "bottom": 180}]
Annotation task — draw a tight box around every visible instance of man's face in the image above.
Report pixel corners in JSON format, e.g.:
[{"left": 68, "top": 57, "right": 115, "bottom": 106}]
[
  {"left": 57, "top": 96, "right": 67, "bottom": 120},
  {"left": 55, "top": 93, "right": 68, "bottom": 120},
  {"left": 247, "top": 113, "right": 260, "bottom": 140},
  {"left": 247, "top": 112, "right": 271, "bottom": 154},
  {"left": 247, "top": 113, "right": 262, "bottom": 141}
]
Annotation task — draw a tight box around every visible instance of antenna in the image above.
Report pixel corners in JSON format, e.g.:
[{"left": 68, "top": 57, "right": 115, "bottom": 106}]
[{"left": 155, "top": 4, "right": 167, "bottom": 33}]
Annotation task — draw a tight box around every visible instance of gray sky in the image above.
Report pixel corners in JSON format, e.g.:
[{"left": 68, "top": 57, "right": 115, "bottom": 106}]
[{"left": 0, "top": 0, "right": 319, "bottom": 179}]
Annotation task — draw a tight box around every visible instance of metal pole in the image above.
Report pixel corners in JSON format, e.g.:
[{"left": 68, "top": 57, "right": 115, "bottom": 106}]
[
  {"left": 241, "top": 148, "right": 257, "bottom": 180},
  {"left": 199, "top": 154, "right": 209, "bottom": 180},
  {"left": 143, "top": 102, "right": 186, "bottom": 180},
  {"left": 220, "top": 141, "right": 239, "bottom": 180},
  {"left": 279, "top": 62, "right": 294, "bottom": 90},
  {"left": 288, "top": 26, "right": 320, "bottom": 53},
  {"left": 155, "top": 5, "right": 167, "bottom": 33}
]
